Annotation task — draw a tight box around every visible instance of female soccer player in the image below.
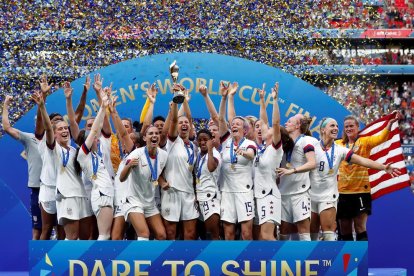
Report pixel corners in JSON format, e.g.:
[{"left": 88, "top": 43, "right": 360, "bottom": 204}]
[
  {"left": 218, "top": 81, "right": 257, "bottom": 240},
  {"left": 195, "top": 129, "right": 221, "bottom": 239},
  {"left": 253, "top": 83, "right": 283, "bottom": 240},
  {"left": 309, "top": 117, "right": 400, "bottom": 241},
  {"left": 120, "top": 125, "right": 167, "bottom": 240}
]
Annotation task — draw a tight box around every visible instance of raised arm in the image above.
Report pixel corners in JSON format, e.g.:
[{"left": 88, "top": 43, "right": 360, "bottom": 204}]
[
  {"left": 140, "top": 83, "right": 158, "bottom": 136},
  {"left": 160, "top": 102, "right": 173, "bottom": 147},
  {"left": 199, "top": 85, "right": 219, "bottom": 127},
  {"left": 258, "top": 84, "right": 269, "bottom": 141},
  {"left": 101, "top": 84, "right": 112, "bottom": 136},
  {"left": 36, "top": 75, "right": 54, "bottom": 136},
  {"left": 182, "top": 88, "right": 194, "bottom": 139},
  {"left": 227, "top": 82, "right": 238, "bottom": 124},
  {"left": 93, "top": 73, "right": 104, "bottom": 105},
  {"left": 108, "top": 95, "right": 134, "bottom": 154},
  {"left": 168, "top": 83, "right": 184, "bottom": 138},
  {"left": 271, "top": 82, "right": 281, "bottom": 145},
  {"left": 258, "top": 84, "right": 269, "bottom": 126},
  {"left": 218, "top": 81, "right": 229, "bottom": 138},
  {"left": 32, "top": 90, "right": 54, "bottom": 145},
  {"left": 168, "top": 102, "right": 179, "bottom": 139},
  {"left": 63, "top": 81, "right": 80, "bottom": 141},
  {"left": 74, "top": 75, "right": 90, "bottom": 124},
  {"left": 84, "top": 89, "right": 109, "bottom": 150},
  {"left": 2, "top": 96, "right": 20, "bottom": 139}
]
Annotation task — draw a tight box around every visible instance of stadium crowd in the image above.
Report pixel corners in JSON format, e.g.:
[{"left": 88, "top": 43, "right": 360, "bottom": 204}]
[{"left": 1, "top": 0, "right": 412, "bottom": 33}]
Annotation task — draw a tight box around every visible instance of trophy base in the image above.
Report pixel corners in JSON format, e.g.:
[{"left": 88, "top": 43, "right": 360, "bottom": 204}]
[{"left": 173, "top": 94, "right": 185, "bottom": 104}]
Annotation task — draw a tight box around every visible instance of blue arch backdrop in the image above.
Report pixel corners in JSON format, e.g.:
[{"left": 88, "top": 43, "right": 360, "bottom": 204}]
[{"left": 0, "top": 53, "right": 412, "bottom": 271}]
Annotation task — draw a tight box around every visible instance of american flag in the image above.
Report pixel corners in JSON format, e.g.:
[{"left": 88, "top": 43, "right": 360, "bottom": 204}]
[{"left": 359, "top": 113, "right": 410, "bottom": 199}]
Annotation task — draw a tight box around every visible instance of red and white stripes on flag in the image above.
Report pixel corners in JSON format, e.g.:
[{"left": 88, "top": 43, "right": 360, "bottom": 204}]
[{"left": 359, "top": 113, "right": 410, "bottom": 200}]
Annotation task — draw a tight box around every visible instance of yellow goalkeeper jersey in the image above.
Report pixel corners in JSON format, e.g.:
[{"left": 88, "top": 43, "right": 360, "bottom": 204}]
[{"left": 336, "top": 128, "right": 389, "bottom": 194}]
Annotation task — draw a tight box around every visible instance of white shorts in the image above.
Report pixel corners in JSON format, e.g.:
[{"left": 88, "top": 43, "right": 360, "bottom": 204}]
[
  {"left": 281, "top": 191, "right": 311, "bottom": 223},
  {"left": 311, "top": 200, "right": 338, "bottom": 214},
  {"left": 56, "top": 197, "right": 93, "bottom": 225},
  {"left": 161, "top": 188, "right": 199, "bottom": 222},
  {"left": 113, "top": 204, "right": 124, "bottom": 218},
  {"left": 199, "top": 196, "right": 220, "bottom": 221},
  {"left": 123, "top": 196, "right": 159, "bottom": 220},
  {"left": 91, "top": 190, "right": 114, "bottom": 217},
  {"left": 254, "top": 194, "right": 281, "bottom": 226},
  {"left": 40, "top": 201, "right": 57, "bottom": 215},
  {"left": 220, "top": 190, "right": 254, "bottom": 224},
  {"left": 39, "top": 184, "right": 57, "bottom": 214}
]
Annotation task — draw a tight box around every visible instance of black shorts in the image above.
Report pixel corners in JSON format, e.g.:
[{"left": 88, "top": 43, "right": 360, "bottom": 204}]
[{"left": 337, "top": 193, "right": 372, "bottom": 219}]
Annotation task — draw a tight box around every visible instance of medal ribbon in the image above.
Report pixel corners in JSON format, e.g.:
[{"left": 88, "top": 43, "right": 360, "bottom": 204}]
[
  {"left": 61, "top": 148, "right": 70, "bottom": 168},
  {"left": 145, "top": 147, "right": 158, "bottom": 181},
  {"left": 230, "top": 137, "right": 245, "bottom": 164},
  {"left": 321, "top": 140, "right": 334, "bottom": 172},
  {"left": 196, "top": 153, "right": 207, "bottom": 179},
  {"left": 92, "top": 153, "right": 99, "bottom": 177},
  {"left": 184, "top": 141, "right": 195, "bottom": 166}
]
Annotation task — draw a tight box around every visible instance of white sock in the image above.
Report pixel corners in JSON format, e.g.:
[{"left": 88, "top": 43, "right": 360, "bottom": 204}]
[
  {"left": 299, "top": 233, "right": 311, "bottom": 241},
  {"left": 279, "top": 234, "right": 290, "bottom": 240},
  {"left": 322, "top": 231, "right": 336, "bottom": 241},
  {"left": 137, "top": 237, "right": 149, "bottom": 241},
  {"left": 310, "top": 233, "right": 319, "bottom": 241},
  {"left": 98, "top": 234, "right": 110, "bottom": 240}
]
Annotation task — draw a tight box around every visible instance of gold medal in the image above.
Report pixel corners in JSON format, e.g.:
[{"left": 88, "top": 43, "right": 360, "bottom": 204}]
[
  {"left": 231, "top": 164, "right": 236, "bottom": 170},
  {"left": 286, "top": 163, "right": 291, "bottom": 169},
  {"left": 60, "top": 166, "right": 65, "bottom": 173},
  {"left": 328, "top": 169, "right": 334, "bottom": 175},
  {"left": 188, "top": 164, "right": 194, "bottom": 172},
  {"left": 152, "top": 180, "right": 158, "bottom": 186},
  {"left": 196, "top": 178, "right": 200, "bottom": 184},
  {"left": 92, "top": 174, "right": 97, "bottom": 180}
]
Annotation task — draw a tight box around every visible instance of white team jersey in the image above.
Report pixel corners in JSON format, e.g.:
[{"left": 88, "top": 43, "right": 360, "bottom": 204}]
[
  {"left": 195, "top": 148, "right": 222, "bottom": 201},
  {"left": 77, "top": 143, "right": 114, "bottom": 197},
  {"left": 279, "top": 136, "right": 318, "bottom": 195},
  {"left": 253, "top": 141, "right": 283, "bottom": 199},
  {"left": 52, "top": 142, "right": 87, "bottom": 198},
  {"left": 17, "top": 131, "right": 42, "bottom": 188},
  {"left": 38, "top": 138, "right": 58, "bottom": 187},
  {"left": 309, "top": 141, "right": 353, "bottom": 202},
  {"left": 164, "top": 136, "right": 198, "bottom": 193},
  {"left": 114, "top": 157, "right": 128, "bottom": 206},
  {"left": 125, "top": 147, "right": 167, "bottom": 204},
  {"left": 98, "top": 135, "right": 115, "bottom": 179},
  {"left": 220, "top": 133, "right": 256, "bottom": 193}
]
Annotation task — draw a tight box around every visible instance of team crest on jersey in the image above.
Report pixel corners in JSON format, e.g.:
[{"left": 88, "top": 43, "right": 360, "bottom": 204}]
[
  {"left": 67, "top": 208, "right": 73, "bottom": 215},
  {"left": 164, "top": 208, "right": 170, "bottom": 216}
]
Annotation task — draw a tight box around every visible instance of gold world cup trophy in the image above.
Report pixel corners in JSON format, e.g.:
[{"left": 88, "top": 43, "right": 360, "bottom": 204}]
[{"left": 170, "top": 60, "right": 185, "bottom": 104}]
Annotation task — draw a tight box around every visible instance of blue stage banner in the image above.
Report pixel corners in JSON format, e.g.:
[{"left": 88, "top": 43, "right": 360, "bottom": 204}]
[{"left": 30, "top": 241, "right": 368, "bottom": 276}]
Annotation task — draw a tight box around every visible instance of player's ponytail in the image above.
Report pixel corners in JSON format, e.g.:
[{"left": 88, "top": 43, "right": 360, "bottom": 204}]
[
  {"left": 73, "top": 130, "right": 87, "bottom": 176},
  {"left": 280, "top": 126, "right": 294, "bottom": 153},
  {"left": 299, "top": 116, "right": 313, "bottom": 136}
]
